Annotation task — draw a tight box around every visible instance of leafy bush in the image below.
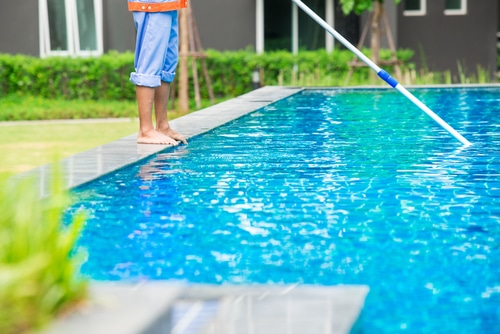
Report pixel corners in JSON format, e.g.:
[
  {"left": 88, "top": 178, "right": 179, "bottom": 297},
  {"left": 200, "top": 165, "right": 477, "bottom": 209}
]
[
  {"left": 202, "top": 48, "right": 414, "bottom": 97},
  {"left": 498, "top": 47, "right": 500, "bottom": 69},
  {"left": 0, "top": 172, "right": 87, "bottom": 334},
  {"left": 0, "top": 48, "right": 415, "bottom": 101},
  {"left": 0, "top": 51, "right": 135, "bottom": 101}
]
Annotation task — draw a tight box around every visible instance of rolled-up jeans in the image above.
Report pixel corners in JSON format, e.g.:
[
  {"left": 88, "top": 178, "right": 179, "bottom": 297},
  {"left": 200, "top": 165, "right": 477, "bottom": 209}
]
[{"left": 130, "top": 10, "right": 178, "bottom": 87}]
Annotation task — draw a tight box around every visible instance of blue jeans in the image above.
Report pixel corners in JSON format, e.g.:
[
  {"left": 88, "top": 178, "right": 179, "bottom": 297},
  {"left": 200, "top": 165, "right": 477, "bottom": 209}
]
[{"left": 130, "top": 10, "right": 179, "bottom": 87}]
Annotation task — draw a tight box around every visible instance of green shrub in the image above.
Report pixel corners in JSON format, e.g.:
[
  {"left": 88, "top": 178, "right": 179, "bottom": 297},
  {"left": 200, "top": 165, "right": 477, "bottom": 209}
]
[
  {"left": 202, "top": 48, "right": 414, "bottom": 97},
  {"left": 0, "top": 51, "right": 135, "bottom": 101},
  {"left": 0, "top": 48, "right": 415, "bottom": 101},
  {"left": 498, "top": 46, "right": 500, "bottom": 69},
  {"left": 0, "top": 171, "right": 87, "bottom": 334}
]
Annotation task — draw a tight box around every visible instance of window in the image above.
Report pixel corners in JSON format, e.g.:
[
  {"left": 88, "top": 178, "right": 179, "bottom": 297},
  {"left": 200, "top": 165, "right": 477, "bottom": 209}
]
[
  {"left": 39, "top": 0, "right": 103, "bottom": 57},
  {"left": 498, "top": 2, "right": 500, "bottom": 48},
  {"left": 403, "top": 0, "right": 426, "bottom": 16},
  {"left": 444, "top": 0, "right": 467, "bottom": 16},
  {"left": 263, "top": 0, "right": 335, "bottom": 52}
]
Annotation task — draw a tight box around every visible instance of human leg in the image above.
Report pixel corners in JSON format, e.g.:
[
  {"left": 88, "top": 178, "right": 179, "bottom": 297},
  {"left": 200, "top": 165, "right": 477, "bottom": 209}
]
[
  {"left": 132, "top": 11, "right": 181, "bottom": 145},
  {"left": 136, "top": 85, "right": 179, "bottom": 145},
  {"left": 153, "top": 11, "right": 186, "bottom": 144},
  {"left": 154, "top": 82, "right": 187, "bottom": 144}
]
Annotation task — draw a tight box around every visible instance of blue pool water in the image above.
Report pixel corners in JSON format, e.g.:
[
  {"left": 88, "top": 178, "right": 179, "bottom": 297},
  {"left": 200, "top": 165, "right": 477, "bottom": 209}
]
[{"left": 68, "top": 87, "right": 500, "bottom": 333}]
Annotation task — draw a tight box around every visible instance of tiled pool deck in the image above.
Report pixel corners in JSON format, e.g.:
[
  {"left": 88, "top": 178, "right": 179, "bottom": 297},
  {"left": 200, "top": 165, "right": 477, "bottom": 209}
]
[{"left": 22, "top": 86, "right": 369, "bottom": 334}]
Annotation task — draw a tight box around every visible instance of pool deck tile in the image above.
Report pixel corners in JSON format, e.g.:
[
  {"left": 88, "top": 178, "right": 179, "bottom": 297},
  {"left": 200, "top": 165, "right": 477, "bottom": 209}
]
[{"left": 43, "top": 282, "right": 369, "bottom": 334}]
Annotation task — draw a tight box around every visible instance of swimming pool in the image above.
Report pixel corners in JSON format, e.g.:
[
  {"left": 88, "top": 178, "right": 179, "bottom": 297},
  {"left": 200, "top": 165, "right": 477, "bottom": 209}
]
[{"left": 68, "top": 86, "right": 500, "bottom": 333}]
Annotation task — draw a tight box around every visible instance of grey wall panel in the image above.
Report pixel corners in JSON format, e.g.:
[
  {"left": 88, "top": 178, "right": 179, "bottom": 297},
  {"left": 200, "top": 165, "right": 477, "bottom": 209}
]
[
  {"left": 191, "top": 0, "right": 256, "bottom": 51},
  {"left": 398, "top": 0, "right": 497, "bottom": 79},
  {"left": 103, "top": 0, "right": 136, "bottom": 53},
  {"left": 107, "top": 0, "right": 255, "bottom": 52},
  {"left": 0, "top": 0, "right": 40, "bottom": 56}
]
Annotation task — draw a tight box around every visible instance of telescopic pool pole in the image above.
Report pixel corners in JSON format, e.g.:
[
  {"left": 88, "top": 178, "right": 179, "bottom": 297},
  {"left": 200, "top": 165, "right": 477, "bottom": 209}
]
[{"left": 291, "top": 0, "right": 472, "bottom": 147}]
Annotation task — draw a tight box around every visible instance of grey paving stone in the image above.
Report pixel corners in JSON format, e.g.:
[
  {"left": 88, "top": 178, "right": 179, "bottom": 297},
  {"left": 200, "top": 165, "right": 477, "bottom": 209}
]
[{"left": 42, "top": 283, "right": 369, "bottom": 334}]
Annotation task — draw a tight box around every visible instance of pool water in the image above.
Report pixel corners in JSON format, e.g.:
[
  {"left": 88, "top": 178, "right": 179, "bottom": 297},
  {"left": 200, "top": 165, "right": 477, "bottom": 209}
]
[{"left": 68, "top": 87, "right": 500, "bottom": 333}]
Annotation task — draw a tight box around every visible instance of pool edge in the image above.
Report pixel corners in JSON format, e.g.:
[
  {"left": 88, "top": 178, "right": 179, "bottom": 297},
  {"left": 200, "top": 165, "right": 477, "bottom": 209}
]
[
  {"left": 16, "top": 83, "right": 500, "bottom": 196},
  {"left": 15, "top": 86, "right": 303, "bottom": 197}
]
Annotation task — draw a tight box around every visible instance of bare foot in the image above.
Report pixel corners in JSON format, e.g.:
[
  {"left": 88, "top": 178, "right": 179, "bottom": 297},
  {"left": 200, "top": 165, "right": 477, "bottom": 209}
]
[
  {"left": 137, "top": 129, "right": 179, "bottom": 145},
  {"left": 159, "top": 127, "right": 187, "bottom": 144}
]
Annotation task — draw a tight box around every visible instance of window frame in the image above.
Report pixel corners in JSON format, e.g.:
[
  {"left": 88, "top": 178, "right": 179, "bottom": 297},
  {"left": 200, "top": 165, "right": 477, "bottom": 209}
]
[
  {"left": 39, "top": 0, "right": 103, "bottom": 58},
  {"left": 444, "top": 0, "right": 467, "bottom": 16},
  {"left": 403, "top": 0, "right": 427, "bottom": 17}
]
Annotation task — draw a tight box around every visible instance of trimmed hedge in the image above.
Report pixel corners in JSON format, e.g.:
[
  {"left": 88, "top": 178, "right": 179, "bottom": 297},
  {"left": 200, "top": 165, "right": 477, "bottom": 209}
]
[
  {"left": 0, "top": 49, "right": 414, "bottom": 101},
  {"left": 0, "top": 51, "right": 134, "bottom": 101}
]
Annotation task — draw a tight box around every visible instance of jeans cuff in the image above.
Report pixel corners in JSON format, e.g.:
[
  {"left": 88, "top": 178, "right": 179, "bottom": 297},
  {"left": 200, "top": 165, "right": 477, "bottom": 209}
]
[
  {"left": 161, "top": 71, "right": 176, "bottom": 83},
  {"left": 130, "top": 73, "right": 161, "bottom": 87}
]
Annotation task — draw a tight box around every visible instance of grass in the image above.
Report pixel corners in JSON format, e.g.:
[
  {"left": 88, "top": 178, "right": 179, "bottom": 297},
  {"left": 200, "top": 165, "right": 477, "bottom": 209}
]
[
  {"left": 0, "top": 95, "right": 138, "bottom": 121},
  {"left": 0, "top": 120, "right": 140, "bottom": 178},
  {"left": 0, "top": 95, "right": 203, "bottom": 178}
]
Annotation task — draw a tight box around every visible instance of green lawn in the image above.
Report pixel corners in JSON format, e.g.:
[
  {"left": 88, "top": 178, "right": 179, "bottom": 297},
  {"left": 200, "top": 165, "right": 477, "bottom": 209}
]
[
  {"left": 0, "top": 93, "right": 220, "bottom": 178},
  {"left": 0, "top": 95, "right": 138, "bottom": 121},
  {"left": 0, "top": 120, "right": 139, "bottom": 178}
]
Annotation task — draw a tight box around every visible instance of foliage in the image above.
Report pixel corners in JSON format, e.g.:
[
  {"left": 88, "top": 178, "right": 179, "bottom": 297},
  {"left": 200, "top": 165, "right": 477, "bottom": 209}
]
[
  {"left": 0, "top": 51, "right": 135, "bottom": 101},
  {"left": 0, "top": 95, "right": 137, "bottom": 121},
  {"left": 339, "top": 0, "right": 402, "bottom": 15},
  {"left": 0, "top": 49, "right": 414, "bottom": 102},
  {"left": 498, "top": 49, "right": 500, "bottom": 69},
  {"left": 1, "top": 48, "right": 494, "bottom": 108},
  {"left": 202, "top": 47, "right": 414, "bottom": 97},
  {"left": 0, "top": 171, "right": 87, "bottom": 334}
]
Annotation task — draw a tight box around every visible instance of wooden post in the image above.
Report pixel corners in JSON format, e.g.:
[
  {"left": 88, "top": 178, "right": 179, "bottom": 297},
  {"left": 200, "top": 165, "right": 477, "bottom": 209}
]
[
  {"left": 345, "top": 4, "right": 402, "bottom": 85},
  {"left": 178, "top": 7, "right": 190, "bottom": 112},
  {"left": 174, "top": 3, "right": 214, "bottom": 112},
  {"left": 187, "top": 5, "right": 201, "bottom": 108},
  {"left": 371, "top": 2, "right": 382, "bottom": 66},
  {"left": 382, "top": 6, "right": 402, "bottom": 81},
  {"left": 190, "top": 6, "right": 215, "bottom": 104}
]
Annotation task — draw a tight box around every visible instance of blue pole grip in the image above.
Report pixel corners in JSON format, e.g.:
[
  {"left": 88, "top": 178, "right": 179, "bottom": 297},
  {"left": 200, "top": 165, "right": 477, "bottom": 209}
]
[{"left": 377, "top": 70, "right": 399, "bottom": 88}]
